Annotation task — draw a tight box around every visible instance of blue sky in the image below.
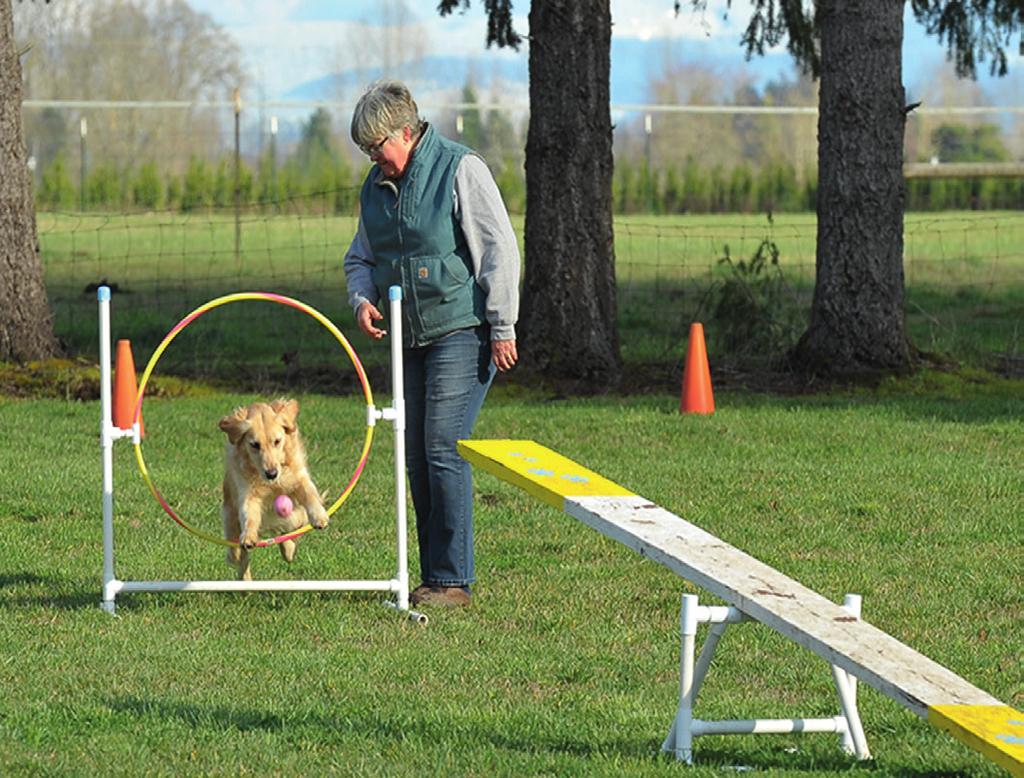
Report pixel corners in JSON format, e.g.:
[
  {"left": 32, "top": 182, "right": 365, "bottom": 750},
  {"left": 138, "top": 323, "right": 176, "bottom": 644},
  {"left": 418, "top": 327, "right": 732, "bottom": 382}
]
[{"left": 186, "top": 0, "right": 1024, "bottom": 106}]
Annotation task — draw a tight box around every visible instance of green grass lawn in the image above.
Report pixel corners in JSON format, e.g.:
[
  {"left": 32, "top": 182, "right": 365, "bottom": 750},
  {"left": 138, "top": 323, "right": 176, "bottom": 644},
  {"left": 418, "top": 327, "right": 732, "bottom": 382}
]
[{"left": 1, "top": 375, "right": 1021, "bottom": 776}]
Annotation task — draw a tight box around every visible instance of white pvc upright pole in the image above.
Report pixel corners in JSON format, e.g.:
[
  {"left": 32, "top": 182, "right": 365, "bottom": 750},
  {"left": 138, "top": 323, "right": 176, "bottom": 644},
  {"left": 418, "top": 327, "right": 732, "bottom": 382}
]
[
  {"left": 98, "top": 286, "right": 117, "bottom": 614},
  {"left": 834, "top": 594, "right": 870, "bottom": 759},
  {"left": 662, "top": 593, "right": 699, "bottom": 762},
  {"left": 388, "top": 285, "right": 412, "bottom": 614}
]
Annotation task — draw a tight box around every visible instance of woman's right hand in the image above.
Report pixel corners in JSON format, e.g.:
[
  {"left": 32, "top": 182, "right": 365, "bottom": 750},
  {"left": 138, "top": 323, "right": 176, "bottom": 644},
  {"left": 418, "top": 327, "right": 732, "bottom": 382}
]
[{"left": 356, "top": 301, "right": 387, "bottom": 340}]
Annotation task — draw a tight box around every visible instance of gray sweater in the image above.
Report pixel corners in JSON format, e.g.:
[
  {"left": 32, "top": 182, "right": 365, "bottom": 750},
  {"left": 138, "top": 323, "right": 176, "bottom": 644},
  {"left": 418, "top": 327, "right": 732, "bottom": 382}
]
[{"left": 343, "top": 154, "right": 521, "bottom": 342}]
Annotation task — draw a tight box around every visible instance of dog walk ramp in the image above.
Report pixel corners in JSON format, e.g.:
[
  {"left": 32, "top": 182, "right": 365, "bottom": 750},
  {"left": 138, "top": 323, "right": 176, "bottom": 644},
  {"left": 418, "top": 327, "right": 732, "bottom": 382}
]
[{"left": 458, "top": 439, "right": 1024, "bottom": 775}]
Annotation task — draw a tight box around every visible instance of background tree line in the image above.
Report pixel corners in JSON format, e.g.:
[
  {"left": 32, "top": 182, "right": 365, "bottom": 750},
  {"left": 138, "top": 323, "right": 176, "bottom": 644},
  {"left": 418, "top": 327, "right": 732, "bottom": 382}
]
[
  {"left": 29, "top": 101, "right": 528, "bottom": 215},
  {"left": 7, "top": 0, "right": 1023, "bottom": 376},
  {"left": 16, "top": 0, "right": 243, "bottom": 178},
  {"left": 17, "top": 0, "right": 1021, "bottom": 219},
  {"left": 30, "top": 116, "right": 1022, "bottom": 215}
]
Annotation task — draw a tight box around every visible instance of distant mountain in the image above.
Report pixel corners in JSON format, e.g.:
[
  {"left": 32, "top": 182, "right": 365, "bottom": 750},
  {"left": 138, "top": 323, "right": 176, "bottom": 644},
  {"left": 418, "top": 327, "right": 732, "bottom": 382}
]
[
  {"left": 282, "top": 37, "right": 797, "bottom": 108},
  {"left": 282, "top": 32, "right": 1021, "bottom": 109},
  {"left": 608, "top": 37, "right": 796, "bottom": 105},
  {"left": 283, "top": 54, "right": 528, "bottom": 104}
]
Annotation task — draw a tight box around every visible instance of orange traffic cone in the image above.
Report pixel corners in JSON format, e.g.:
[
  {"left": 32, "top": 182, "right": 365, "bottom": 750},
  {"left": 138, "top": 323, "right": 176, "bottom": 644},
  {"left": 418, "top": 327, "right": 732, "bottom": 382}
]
[
  {"left": 113, "top": 339, "right": 144, "bottom": 435},
  {"left": 680, "top": 323, "right": 715, "bottom": 414}
]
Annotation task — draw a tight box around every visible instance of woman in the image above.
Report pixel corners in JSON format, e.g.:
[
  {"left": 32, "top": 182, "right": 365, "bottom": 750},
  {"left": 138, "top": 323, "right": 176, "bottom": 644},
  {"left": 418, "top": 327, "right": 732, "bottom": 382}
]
[{"left": 344, "top": 81, "right": 520, "bottom": 607}]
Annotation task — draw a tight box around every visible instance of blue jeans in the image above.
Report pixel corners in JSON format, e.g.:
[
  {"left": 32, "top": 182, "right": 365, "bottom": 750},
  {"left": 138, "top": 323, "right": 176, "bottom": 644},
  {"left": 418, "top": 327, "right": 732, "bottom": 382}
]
[{"left": 403, "top": 325, "right": 495, "bottom": 588}]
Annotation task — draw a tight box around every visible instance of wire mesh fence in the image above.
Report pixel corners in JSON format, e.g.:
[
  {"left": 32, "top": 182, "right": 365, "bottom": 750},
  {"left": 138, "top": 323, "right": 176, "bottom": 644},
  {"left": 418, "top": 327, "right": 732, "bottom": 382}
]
[
  {"left": 39, "top": 200, "right": 1024, "bottom": 392},
  {"left": 22, "top": 99, "right": 1024, "bottom": 388}
]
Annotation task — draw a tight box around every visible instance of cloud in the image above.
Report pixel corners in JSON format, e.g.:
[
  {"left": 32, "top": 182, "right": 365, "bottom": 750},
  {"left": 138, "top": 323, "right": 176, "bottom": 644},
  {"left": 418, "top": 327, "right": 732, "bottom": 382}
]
[
  {"left": 611, "top": 0, "right": 766, "bottom": 44},
  {"left": 188, "top": 0, "right": 302, "bottom": 28},
  {"left": 611, "top": 0, "right": 730, "bottom": 41},
  {"left": 187, "top": 1, "right": 1023, "bottom": 106}
]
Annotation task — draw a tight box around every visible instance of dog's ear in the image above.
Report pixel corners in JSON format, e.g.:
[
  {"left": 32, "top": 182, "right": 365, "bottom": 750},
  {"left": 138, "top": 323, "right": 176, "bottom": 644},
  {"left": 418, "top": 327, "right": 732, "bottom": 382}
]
[
  {"left": 219, "top": 411, "right": 251, "bottom": 445},
  {"left": 272, "top": 398, "right": 299, "bottom": 434}
]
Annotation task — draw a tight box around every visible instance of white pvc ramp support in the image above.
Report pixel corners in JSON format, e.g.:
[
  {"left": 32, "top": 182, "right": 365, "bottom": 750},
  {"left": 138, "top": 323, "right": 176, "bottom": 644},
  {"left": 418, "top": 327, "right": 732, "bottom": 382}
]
[
  {"left": 457, "top": 439, "right": 1024, "bottom": 774},
  {"left": 660, "top": 592, "right": 870, "bottom": 762}
]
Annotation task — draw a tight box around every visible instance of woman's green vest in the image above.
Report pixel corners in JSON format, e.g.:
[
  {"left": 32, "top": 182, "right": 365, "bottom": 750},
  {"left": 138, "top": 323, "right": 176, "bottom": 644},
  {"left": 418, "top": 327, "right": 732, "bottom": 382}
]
[{"left": 359, "top": 124, "right": 486, "bottom": 347}]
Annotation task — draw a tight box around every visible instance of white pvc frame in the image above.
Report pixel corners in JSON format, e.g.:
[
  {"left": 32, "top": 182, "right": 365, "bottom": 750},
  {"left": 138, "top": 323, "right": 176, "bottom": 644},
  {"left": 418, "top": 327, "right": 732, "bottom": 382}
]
[
  {"left": 662, "top": 592, "right": 870, "bottom": 763},
  {"left": 98, "top": 284, "right": 425, "bottom": 623}
]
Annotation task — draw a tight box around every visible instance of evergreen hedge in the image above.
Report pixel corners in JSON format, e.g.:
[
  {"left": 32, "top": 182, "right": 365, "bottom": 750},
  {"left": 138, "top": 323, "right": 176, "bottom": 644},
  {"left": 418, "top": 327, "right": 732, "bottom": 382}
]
[{"left": 33, "top": 152, "right": 1024, "bottom": 214}]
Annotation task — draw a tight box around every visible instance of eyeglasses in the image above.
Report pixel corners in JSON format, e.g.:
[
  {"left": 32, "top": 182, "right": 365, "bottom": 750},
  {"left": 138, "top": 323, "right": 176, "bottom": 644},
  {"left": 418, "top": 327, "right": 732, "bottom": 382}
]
[{"left": 361, "top": 134, "right": 391, "bottom": 157}]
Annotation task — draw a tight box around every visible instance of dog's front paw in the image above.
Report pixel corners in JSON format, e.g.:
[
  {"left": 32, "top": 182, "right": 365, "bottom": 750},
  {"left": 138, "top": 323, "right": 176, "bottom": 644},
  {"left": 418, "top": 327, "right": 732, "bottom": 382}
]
[
  {"left": 308, "top": 503, "right": 330, "bottom": 529},
  {"left": 240, "top": 533, "right": 260, "bottom": 549}
]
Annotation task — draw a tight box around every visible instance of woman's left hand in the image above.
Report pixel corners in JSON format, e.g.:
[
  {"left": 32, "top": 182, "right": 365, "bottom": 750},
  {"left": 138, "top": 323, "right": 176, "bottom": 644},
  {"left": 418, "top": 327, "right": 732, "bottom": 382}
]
[{"left": 492, "top": 339, "right": 518, "bottom": 372}]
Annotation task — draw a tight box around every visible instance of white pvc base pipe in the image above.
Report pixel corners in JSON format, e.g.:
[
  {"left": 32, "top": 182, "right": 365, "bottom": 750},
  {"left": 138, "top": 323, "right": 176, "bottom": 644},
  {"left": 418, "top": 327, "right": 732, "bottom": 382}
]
[
  {"left": 109, "top": 579, "right": 399, "bottom": 594},
  {"left": 692, "top": 716, "right": 848, "bottom": 736}
]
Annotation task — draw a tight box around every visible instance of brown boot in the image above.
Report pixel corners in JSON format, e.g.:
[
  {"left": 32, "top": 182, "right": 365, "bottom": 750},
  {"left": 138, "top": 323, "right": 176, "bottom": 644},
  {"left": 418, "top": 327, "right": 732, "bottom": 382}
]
[
  {"left": 415, "top": 586, "right": 472, "bottom": 607},
  {"left": 409, "top": 584, "right": 432, "bottom": 606}
]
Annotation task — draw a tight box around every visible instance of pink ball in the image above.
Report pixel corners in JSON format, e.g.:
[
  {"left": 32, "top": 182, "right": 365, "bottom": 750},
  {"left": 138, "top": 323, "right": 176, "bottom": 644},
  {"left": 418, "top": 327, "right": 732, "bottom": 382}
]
[{"left": 274, "top": 494, "right": 293, "bottom": 517}]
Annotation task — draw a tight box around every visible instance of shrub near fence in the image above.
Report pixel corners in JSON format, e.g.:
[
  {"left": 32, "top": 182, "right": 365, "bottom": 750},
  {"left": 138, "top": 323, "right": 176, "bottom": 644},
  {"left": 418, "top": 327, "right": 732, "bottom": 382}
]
[
  {"left": 613, "top": 159, "right": 1024, "bottom": 215},
  {"left": 34, "top": 150, "right": 1024, "bottom": 216},
  {"left": 906, "top": 176, "right": 1024, "bottom": 210}
]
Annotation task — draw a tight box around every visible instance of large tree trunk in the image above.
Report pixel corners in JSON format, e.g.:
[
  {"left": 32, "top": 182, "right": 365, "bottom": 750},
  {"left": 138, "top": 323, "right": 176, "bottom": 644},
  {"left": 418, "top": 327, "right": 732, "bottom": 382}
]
[
  {"left": 520, "top": 0, "right": 621, "bottom": 383},
  {"left": 0, "top": 0, "right": 58, "bottom": 362},
  {"left": 791, "top": 0, "right": 911, "bottom": 375}
]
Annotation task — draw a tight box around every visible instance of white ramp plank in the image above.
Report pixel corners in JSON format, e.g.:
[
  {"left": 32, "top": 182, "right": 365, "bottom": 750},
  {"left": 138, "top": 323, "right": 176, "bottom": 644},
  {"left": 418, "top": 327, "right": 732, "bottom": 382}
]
[
  {"left": 569, "top": 493, "right": 1000, "bottom": 714},
  {"left": 459, "top": 439, "right": 1024, "bottom": 774}
]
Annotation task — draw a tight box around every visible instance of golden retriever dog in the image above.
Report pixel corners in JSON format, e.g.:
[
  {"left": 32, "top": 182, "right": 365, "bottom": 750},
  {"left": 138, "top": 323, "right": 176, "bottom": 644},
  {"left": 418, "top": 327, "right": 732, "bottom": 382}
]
[{"left": 218, "top": 399, "right": 329, "bottom": 580}]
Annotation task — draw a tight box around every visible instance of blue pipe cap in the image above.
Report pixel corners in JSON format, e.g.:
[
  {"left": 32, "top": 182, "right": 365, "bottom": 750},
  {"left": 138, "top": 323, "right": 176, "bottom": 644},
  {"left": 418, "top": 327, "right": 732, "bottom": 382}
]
[
  {"left": 98, "top": 285, "right": 111, "bottom": 302},
  {"left": 388, "top": 285, "right": 403, "bottom": 301}
]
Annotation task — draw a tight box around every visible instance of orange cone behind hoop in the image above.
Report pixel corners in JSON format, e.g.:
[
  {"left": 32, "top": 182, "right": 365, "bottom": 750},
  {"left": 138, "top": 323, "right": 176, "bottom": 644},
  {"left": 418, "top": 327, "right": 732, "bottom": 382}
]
[
  {"left": 113, "top": 339, "right": 144, "bottom": 435},
  {"left": 680, "top": 323, "right": 714, "bottom": 414}
]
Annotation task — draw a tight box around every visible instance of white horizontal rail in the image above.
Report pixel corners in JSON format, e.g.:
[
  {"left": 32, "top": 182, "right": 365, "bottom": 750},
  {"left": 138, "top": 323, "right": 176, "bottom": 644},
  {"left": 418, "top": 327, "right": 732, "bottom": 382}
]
[
  {"left": 110, "top": 579, "right": 398, "bottom": 594},
  {"left": 695, "top": 604, "right": 747, "bottom": 624},
  {"left": 693, "top": 716, "right": 848, "bottom": 736}
]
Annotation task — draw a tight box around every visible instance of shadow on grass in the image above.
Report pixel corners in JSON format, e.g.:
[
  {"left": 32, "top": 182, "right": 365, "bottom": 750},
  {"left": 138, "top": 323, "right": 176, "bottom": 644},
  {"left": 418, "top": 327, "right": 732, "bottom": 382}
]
[
  {"left": 107, "top": 696, "right": 285, "bottom": 733},
  {"left": 674, "top": 744, "right": 871, "bottom": 774},
  {"left": 688, "top": 744, "right": 987, "bottom": 776},
  {"left": 0, "top": 572, "right": 48, "bottom": 587},
  {"left": 0, "top": 571, "right": 97, "bottom": 610},
  {"left": 101, "top": 694, "right": 878, "bottom": 771},
  {"left": 104, "top": 694, "right": 652, "bottom": 760},
  {"left": 84, "top": 588, "right": 386, "bottom": 616}
]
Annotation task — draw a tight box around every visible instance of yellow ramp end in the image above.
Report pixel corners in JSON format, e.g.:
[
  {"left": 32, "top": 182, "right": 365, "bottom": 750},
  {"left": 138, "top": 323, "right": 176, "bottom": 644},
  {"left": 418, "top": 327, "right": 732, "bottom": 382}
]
[
  {"left": 457, "top": 439, "right": 635, "bottom": 509},
  {"left": 929, "top": 704, "right": 1024, "bottom": 776}
]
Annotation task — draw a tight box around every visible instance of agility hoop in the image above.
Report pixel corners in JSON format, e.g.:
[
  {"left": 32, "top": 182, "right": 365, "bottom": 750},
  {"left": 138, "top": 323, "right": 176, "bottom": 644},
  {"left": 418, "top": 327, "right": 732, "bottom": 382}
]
[{"left": 132, "top": 292, "right": 375, "bottom": 549}]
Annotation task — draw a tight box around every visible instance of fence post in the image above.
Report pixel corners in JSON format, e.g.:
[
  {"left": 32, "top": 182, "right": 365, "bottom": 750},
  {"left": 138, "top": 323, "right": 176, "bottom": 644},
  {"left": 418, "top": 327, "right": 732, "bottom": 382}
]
[
  {"left": 234, "top": 87, "right": 242, "bottom": 266},
  {"left": 644, "top": 112, "right": 653, "bottom": 213},
  {"left": 79, "top": 117, "right": 87, "bottom": 211},
  {"left": 270, "top": 115, "right": 278, "bottom": 211}
]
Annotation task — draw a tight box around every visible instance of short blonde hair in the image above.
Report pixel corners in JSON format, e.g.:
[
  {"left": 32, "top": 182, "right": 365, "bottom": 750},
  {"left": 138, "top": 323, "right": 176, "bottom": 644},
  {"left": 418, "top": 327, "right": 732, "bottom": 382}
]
[{"left": 350, "top": 80, "right": 424, "bottom": 150}]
